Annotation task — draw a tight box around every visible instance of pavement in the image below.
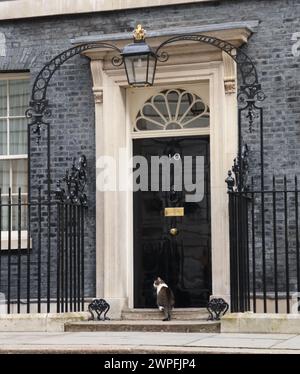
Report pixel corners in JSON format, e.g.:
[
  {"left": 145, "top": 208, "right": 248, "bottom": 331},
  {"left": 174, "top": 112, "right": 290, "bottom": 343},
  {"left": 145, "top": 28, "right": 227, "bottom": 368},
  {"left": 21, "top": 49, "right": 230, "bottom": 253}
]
[{"left": 0, "top": 331, "right": 300, "bottom": 353}]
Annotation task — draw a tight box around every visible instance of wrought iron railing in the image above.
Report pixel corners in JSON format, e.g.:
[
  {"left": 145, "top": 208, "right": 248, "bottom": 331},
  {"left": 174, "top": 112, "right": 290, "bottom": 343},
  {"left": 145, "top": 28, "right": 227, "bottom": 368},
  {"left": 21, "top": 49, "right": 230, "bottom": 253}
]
[
  {"left": 0, "top": 156, "right": 87, "bottom": 314},
  {"left": 228, "top": 175, "right": 300, "bottom": 314}
]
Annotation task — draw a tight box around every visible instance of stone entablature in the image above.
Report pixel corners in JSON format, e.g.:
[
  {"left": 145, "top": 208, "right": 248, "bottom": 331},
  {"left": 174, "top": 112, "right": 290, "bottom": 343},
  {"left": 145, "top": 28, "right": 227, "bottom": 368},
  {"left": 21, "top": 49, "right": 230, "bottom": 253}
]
[{"left": 0, "top": 0, "right": 217, "bottom": 20}]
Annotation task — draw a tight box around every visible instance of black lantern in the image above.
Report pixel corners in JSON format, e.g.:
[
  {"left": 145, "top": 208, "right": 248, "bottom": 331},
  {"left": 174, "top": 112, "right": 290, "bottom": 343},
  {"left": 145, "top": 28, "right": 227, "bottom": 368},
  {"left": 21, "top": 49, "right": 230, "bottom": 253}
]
[{"left": 122, "top": 25, "right": 157, "bottom": 87}]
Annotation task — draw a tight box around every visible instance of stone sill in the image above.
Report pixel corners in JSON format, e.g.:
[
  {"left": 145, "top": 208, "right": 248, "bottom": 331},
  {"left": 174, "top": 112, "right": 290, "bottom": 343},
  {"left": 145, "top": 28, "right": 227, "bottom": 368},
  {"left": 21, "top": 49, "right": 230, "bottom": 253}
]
[
  {"left": 221, "top": 312, "right": 300, "bottom": 334},
  {"left": 0, "top": 312, "right": 90, "bottom": 332},
  {"left": 1, "top": 231, "right": 32, "bottom": 251}
]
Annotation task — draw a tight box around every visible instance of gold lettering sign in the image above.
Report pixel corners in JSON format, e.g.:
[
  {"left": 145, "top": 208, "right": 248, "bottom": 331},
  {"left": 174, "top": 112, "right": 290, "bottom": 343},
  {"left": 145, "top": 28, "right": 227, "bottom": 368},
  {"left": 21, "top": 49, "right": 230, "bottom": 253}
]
[{"left": 164, "top": 207, "right": 184, "bottom": 217}]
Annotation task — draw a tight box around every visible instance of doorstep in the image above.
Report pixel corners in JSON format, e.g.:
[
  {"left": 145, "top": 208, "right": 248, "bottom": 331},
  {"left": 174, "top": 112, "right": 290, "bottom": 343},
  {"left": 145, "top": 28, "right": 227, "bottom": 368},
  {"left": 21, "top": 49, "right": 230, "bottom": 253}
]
[
  {"left": 64, "top": 320, "right": 220, "bottom": 333},
  {"left": 121, "top": 308, "right": 209, "bottom": 320}
]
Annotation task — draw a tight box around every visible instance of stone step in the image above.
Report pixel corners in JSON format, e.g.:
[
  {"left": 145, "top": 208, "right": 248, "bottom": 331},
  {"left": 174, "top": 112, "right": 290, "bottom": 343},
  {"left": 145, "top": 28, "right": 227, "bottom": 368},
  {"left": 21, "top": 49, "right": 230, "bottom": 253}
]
[
  {"left": 64, "top": 320, "right": 220, "bottom": 333},
  {"left": 121, "top": 308, "right": 209, "bottom": 321}
]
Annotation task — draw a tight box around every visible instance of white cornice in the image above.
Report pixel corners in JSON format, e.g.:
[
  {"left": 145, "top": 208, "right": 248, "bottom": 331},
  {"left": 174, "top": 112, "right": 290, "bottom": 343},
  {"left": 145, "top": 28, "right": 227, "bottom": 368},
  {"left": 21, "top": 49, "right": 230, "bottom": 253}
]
[
  {"left": 0, "top": 0, "right": 218, "bottom": 20},
  {"left": 71, "top": 21, "right": 259, "bottom": 45},
  {"left": 73, "top": 21, "right": 258, "bottom": 66}
]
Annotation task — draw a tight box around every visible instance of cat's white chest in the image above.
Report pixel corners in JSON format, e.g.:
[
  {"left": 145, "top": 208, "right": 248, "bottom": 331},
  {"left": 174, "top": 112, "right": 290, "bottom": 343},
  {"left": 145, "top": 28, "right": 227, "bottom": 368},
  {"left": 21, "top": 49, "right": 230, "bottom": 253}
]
[{"left": 156, "top": 283, "right": 168, "bottom": 294}]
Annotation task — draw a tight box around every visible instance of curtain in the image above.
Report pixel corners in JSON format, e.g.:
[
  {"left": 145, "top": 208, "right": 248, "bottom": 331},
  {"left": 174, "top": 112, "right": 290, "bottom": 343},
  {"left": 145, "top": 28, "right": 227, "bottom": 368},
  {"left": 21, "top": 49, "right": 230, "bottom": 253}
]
[
  {"left": 0, "top": 119, "right": 7, "bottom": 155},
  {"left": 9, "top": 80, "right": 28, "bottom": 155},
  {"left": 0, "top": 160, "right": 28, "bottom": 231},
  {"left": 0, "top": 160, "right": 9, "bottom": 231},
  {"left": 0, "top": 159, "right": 9, "bottom": 192},
  {"left": 0, "top": 81, "right": 6, "bottom": 117},
  {"left": 9, "top": 79, "right": 29, "bottom": 117},
  {"left": 9, "top": 118, "right": 27, "bottom": 155},
  {"left": 12, "top": 159, "right": 28, "bottom": 193}
]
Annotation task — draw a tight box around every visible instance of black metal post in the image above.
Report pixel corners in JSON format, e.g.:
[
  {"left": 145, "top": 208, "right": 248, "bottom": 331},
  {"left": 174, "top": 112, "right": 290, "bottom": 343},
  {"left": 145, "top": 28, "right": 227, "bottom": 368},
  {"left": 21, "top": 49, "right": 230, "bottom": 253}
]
[
  {"left": 258, "top": 107, "right": 266, "bottom": 313},
  {"left": 65, "top": 204, "right": 69, "bottom": 312},
  {"left": 17, "top": 188, "right": 22, "bottom": 313},
  {"left": 81, "top": 205, "right": 85, "bottom": 311},
  {"left": 251, "top": 178, "right": 256, "bottom": 312},
  {"left": 238, "top": 192, "right": 244, "bottom": 312},
  {"left": 26, "top": 195, "right": 31, "bottom": 313},
  {"left": 0, "top": 189, "right": 2, "bottom": 302},
  {"left": 69, "top": 205, "right": 73, "bottom": 312},
  {"left": 284, "top": 176, "right": 290, "bottom": 313},
  {"left": 37, "top": 186, "right": 42, "bottom": 312},
  {"left": 56, "top": 201, "right": 61, "bottom": 313},
  {"left": 73, "top": 204, "right": 77, "bottom": 312},
  {"left": 7, "top": 188, "right": 11, "bottom": 314},
  {"left": 77, "top": 205, "right": 81, "bottom": 311},
  {"left": 295, "top": 176, "right": 300, "bottom": 309},
  {"left": 245, "top": 194, "right": 250, "bottom": 311},
  {"left": 60, "top": 203, "right": 65, "bottom": 313},
  {"left": 272, "top": 176, "right": 278, "bottom": 313},
  {"left": 229, "top": 192, "right": 235, "bottom": 311}
]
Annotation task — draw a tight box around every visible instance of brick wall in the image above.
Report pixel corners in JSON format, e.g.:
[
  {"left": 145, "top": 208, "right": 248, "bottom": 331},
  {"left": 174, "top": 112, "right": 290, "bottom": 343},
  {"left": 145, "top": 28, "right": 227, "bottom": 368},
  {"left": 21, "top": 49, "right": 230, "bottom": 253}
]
[{"left": 0, "top": 0, "right": 299, "bottom": 297}]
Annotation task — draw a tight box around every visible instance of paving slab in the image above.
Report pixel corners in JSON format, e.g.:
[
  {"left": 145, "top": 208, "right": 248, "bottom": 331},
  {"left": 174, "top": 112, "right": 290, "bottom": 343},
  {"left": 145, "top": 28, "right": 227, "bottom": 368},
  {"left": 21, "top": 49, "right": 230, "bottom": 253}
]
[
  {"left": 2, "top": 331, "right": 216, "bottom": 347},
  {"left": 217, "top": 333, "right": 296, "bottom": 340},
  {"left": 0, "top": 344, "right": 299, "bottom": 354},
  {"left": 270, "top": 335, "right": 300, "bottom": 350},
  {"left": 0, "top": 332, "right": 64, "bottom": 344},
  {"left": 65, "top": 331, "right": 216, "bottom": 339},
  {"left": 0, "top": 331, "right": 298, "bottom": 354},
  {"left": 185, "top": 336, "right": 285, "bottom": 349}
]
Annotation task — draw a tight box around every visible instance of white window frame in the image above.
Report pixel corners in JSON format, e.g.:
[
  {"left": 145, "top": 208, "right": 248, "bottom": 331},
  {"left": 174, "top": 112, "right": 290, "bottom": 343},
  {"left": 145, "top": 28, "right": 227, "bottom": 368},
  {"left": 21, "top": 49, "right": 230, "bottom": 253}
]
[{"left": 0, "top": 72, "right": 30, "bottom": 249}]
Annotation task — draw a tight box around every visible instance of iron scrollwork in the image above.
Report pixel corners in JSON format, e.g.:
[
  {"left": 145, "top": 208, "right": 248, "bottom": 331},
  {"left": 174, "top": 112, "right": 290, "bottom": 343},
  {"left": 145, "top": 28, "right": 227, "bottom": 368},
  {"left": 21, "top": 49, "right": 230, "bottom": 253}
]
[
  {"left": 26, "top": 34, "right": 263, "bottom": 149},
  {"left": 227, "top": 83, "right": 265, "bottom": 192},
  {"left": 26, "top": 43, "right": 123, "bottom": 145},
  {"left": 155, "top": 34, "right": 259, "bottom": 86},
  {"left": 207, "top": 298, "right": 229, "bottom": 321},
  {"left": 88, "top": 298, "right": 110, "bottom": 321},
  {"left": 55, "top": 155, "right": 88, "bottom": 205},
  {"left": 238, "top": 84, "right": 266, "bottom": 133},
  {"left": 156, "top": 50, "right": 169, "bottom": 62},
  {"left": 156, "top": 36, "right": 265, "bottom": 190},
  {"left": 226, "top": 144, "right": 250, "bottom": 192},
  {"left": 25, "top": 98, "right": 52, "bottom": 144}
]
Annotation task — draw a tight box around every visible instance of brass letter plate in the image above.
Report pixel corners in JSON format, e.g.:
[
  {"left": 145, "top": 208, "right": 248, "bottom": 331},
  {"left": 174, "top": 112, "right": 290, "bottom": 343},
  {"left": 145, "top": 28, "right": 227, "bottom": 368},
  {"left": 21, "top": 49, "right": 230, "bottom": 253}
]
[{"left": 164, "top": 207, "right": 184, "bottom": 217}]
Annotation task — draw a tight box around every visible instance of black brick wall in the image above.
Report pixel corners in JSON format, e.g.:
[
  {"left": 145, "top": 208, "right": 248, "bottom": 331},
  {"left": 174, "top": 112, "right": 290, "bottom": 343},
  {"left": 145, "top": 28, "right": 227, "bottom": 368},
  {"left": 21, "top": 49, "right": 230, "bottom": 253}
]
[{"left": 0, "top": 0, "right": 300, "bottom": 297}]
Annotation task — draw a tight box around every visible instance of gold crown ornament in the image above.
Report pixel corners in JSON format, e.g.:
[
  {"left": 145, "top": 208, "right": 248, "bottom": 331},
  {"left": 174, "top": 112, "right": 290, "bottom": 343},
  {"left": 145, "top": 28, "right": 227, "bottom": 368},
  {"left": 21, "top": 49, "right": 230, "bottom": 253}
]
[{"left": 133, "top": 24, "right": 146, "bottom": 42}]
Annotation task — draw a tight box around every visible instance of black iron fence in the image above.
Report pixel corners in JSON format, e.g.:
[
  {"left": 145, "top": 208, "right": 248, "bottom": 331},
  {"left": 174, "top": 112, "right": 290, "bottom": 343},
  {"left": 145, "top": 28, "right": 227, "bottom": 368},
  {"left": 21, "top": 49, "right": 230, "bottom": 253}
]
[
  {"left": 229, "top": 175, "right": 300, "bottom": 314},
  {"left": 0, "top": 185, "right": 86, "bottom": 314}
]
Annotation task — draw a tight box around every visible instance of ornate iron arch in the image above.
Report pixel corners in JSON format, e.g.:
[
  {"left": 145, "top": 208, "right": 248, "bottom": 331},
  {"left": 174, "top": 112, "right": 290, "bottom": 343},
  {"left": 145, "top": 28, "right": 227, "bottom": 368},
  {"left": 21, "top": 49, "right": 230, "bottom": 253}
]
[
  {"left": 26, "top": 43, "right": 123, "bottom": 142},
  {"left": 26, "top": 33, "right": 264, "bottom": 197},
  {"left": 156, "top": 34, "right": 258, "bottom": 86},
  {"left": 25, "top": 42, "right": 123, "bottom": 200}
]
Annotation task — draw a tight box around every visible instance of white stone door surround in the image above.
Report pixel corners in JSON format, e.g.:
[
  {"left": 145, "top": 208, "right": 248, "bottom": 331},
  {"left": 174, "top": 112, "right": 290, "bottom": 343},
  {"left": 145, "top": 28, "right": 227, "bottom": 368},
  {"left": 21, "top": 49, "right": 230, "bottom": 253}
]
[{"left": 82, "top": 26, "right": 253, "bottom": 317}]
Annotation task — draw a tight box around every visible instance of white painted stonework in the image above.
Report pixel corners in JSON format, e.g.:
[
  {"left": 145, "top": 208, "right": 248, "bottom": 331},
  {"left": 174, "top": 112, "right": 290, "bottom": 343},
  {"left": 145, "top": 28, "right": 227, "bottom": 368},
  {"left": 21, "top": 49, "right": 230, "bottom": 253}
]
[
  {"left": 0, "top": 0, "right": 218, "bottom": 20},
  {"left": 222, "top": 313, "right": 300, "bottom": 334},
  {"left": 84, "top": 27, "right": 250, "bottom": 317},
  {"left": 0, "top": 312, "right": 90, "bottom": 332}
]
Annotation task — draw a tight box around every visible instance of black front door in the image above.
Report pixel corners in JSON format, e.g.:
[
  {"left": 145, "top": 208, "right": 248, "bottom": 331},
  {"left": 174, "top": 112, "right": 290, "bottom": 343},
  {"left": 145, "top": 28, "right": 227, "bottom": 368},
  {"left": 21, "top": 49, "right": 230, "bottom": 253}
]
[{"left": 133, "top": 136, "right": 211, "bottom": 308}]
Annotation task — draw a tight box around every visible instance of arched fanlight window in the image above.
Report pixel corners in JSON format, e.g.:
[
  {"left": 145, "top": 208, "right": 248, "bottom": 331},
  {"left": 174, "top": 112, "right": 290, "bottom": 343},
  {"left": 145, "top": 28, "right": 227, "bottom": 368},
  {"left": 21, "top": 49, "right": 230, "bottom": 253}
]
[{"left": 134, "top": 89, "right": 210, "bottom": 132}]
